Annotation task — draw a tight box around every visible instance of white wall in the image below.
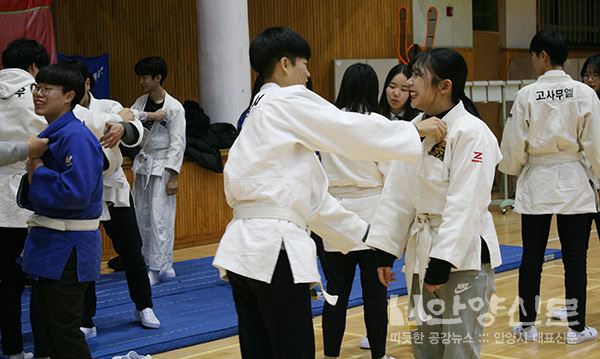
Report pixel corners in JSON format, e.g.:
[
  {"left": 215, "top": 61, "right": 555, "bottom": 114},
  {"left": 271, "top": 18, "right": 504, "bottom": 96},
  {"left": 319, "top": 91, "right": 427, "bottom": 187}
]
[
  {"left": 412, "top": 0, "right": 473, "bottom": 48},
  {"left": 503, "top": 0, "right": 536, "bottom": 49},
  {"left": 197, "top": 0, "right": 251, "bottom": 124}
]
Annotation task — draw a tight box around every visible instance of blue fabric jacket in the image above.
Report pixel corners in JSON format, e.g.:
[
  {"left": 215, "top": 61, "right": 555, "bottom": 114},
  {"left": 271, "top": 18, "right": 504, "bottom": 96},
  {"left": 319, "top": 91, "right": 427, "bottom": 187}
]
[{"left": 21, "top": 111, "right": 104, "bottom": 281}]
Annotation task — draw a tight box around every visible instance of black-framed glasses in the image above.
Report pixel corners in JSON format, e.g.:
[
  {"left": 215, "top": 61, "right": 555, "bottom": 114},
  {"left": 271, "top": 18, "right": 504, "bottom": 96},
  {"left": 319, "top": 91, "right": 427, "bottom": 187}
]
[{"left": 583, "top": 73, "right": 599, "bottom": 81}]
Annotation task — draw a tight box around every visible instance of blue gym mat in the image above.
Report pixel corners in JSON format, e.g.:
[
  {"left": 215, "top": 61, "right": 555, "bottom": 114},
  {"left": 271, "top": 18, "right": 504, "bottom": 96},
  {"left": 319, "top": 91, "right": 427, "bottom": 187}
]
[{"left": 12, "top": 245, "right": 561, "bottom": 358}]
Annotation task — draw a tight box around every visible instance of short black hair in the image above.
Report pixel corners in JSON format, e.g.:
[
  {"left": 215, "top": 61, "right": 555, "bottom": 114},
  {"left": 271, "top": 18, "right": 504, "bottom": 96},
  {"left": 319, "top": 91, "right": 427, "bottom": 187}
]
[
  {"left": 581, "top": 54, "right": 600, "bottom": 79},
  {"left": 2, "top": 38, "right": 50, "bottom": 71},
  {"left": 35, "top": 63, "right": 85, "bottom": 109},
  {"left": 529, "top": 30, "right": 568, "bottom": 66},
  {"left": 134, "top": 56, "right": 167, "bottom": 85},
  {"left": 249, "top": 27, "right": 311, "bottom": 79},
  {"left": 335, "top": 63, "right": 379, "bottom": 114},
  {"left": 62, "top": 60, "right": 95, "bottom": 88}
]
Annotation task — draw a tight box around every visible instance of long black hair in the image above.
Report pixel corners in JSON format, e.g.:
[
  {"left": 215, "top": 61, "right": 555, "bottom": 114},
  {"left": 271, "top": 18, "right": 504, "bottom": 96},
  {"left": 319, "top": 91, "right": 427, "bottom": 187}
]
[
  {"left": 334, "top": 63, "right": 378, "bottom": 114},
  {"left": 378, "top": 63, "right": 420, "bottom": 120},
  {"left": 410, "top": 48, "right": 481, "bottom": 118},
  {"left": 581, "top": 54, "right": 600, "bottom": 79}
]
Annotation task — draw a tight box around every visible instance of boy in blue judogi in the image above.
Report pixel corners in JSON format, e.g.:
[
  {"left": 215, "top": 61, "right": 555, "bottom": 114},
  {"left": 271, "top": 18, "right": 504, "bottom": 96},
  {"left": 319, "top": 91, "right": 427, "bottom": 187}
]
[{"left": 17, "top": 63, "right": 104, "bottom": 359}]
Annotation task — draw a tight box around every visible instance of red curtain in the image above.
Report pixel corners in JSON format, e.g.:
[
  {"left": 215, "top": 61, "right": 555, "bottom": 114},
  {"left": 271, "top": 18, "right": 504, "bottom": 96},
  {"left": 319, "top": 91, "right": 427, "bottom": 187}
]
[{"left": 0, "top": 0, "right": 56, "bottom": 67}]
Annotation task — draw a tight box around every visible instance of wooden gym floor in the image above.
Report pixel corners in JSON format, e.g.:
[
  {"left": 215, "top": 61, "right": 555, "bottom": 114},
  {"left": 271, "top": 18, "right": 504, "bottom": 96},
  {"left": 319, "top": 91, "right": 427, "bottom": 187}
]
[{"left": 144, "top": 207, "right": 600, "bottom": 358}]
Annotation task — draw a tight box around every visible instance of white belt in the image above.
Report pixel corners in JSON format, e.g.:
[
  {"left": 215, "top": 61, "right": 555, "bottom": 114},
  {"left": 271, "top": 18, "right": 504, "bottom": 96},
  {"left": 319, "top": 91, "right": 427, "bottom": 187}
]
[
  {"left": 528, "top": 152, "right": 580, "bottom": 165},
  {"left": 232, "top": 206, "right": 343, "bottom": 306},
  {"left": 103, "top": 177, "right": 127, "bottom": 189},
  {"left": 233, "top": 205, "right": 307, "bottom": 229},
  {"left": 328, "top": 186, "right": 382, "bottom": 199},
  {"left": 27, "top": 214, "right": 100, "bottom": 231},
  {"left": 405, "top": 213, "right": 441, "bottom": 323}
]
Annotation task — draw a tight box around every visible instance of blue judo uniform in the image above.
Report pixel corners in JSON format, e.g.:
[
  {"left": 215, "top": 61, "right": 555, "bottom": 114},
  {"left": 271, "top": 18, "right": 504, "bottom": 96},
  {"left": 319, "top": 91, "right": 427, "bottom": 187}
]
[{"left": 19, "top": 110, "right": 104, "bottom": 282}]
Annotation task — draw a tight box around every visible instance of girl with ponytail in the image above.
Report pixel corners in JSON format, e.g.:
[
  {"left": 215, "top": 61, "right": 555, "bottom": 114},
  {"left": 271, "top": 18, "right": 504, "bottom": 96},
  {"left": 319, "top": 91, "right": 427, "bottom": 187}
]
[{"left": 365, "top": 48, "right": 502, "bottom": 359}]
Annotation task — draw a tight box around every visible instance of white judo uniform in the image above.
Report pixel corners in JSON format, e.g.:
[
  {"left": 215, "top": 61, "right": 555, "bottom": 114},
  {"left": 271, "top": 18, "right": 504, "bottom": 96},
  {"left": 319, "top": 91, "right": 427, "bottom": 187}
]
[
  {"left": 499, "top": 70, "right": 600, "bottom": 214},
  {"left": 73, "top": 96, "right": 144, "bottom": 219},
  {"left": 88, "top": 95, "right": 144, "bottom": 208},
  {"left": 366, "top": 102, "right": 503, "bottom": 322},
  {"left": 0, "top": 68, "right": 46, "bottom": 228},
  {"left": 320, "top": 138, "right": 387, "bottom": 252},
  {"left": 131, "top": 92, "right": 186, "bottom": 272},
  {"left": 212, "top": 83, "right": 423, "bottom": 304}
]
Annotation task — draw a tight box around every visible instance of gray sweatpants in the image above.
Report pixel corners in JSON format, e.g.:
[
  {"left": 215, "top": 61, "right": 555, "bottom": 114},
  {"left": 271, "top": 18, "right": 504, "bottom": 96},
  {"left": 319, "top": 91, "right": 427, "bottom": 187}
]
[{"left": 411, "top": 264, "right": 495, "bottom": 359}]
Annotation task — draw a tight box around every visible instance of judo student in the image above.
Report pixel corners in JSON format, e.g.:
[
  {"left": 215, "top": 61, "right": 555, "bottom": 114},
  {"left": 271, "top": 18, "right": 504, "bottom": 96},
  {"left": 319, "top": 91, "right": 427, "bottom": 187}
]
[
  {"left": 367, "top": 48, "right": 502, "bottom": 359},
  {"left": 581, "top": 54, "right": 600, "bottom": 97},
  {"left": 131, "top": 56, "right": 186, "bottom": 286},
  {"left": 212, "top": 27, "right": 446, "bottom": 359},
  {"left": 378, "top": 63, "right": 421, "bottom": 122},
  {"left": 0, "top": 38, "right": 49, "bottom": 359},
  {"left": 18, "top": 63, "right": 104, "bottom": 358},
  {"left": 67, "top": 62, "right": 161, "bottom": 338},
  {"left": 319, "top": 63, "right": 395, "bottom": 359},
  {"left": 500, "top": 30, "right": 600, "bottom": 344}
]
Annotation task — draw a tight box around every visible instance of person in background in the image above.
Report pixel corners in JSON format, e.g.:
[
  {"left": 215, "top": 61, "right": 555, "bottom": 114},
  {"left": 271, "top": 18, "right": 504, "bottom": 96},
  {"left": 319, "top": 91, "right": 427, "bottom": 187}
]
[
  {"left": 379, "top": 64, "right": 420, "bottom": 121},
  {"left": 500, "top": 30, "right": 600, "bottom": 345},
  {"left": 0, "top": 38, "right": 49, "bottom": 359},
  {"left": 66, "top": 61, "right": 161, "bottom": 338},
  {"left": 320, "top": 63, "right": 395, "bottom": 359},
  {"left": 581, "top": 54, "right": 600, "bottom": 97},
  {"left": 131, "top": 56, "right": 186, "bottom": 286}
]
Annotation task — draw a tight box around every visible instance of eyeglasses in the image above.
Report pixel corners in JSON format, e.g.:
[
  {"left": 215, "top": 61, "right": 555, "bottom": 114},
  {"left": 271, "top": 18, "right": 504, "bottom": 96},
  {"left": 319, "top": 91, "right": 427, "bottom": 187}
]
[
  {"left": 583, "top": 73, "right": 599, "bottom": 81},
  {"left": 30, "top": 84, "right": 61, "bottom": 96}
]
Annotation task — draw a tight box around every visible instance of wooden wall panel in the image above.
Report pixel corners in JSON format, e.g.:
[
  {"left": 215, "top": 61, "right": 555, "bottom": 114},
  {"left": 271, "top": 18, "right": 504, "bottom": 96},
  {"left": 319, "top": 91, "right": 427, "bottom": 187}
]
[
  {"left": 52, "top": 0, "right": 199, "bottom": 107},
  {"left": 248, "top": 0, "right": 412, "bottom": 101}
]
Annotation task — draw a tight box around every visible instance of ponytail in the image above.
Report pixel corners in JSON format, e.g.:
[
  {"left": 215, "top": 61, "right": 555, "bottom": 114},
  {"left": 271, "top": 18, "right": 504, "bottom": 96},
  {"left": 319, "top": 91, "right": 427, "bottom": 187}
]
[
  {"left": 455, "top": 91, "right": 481, "bottom": 119},
  {"left": 248, "top": 74, "right": 264, "bottom": 107}
]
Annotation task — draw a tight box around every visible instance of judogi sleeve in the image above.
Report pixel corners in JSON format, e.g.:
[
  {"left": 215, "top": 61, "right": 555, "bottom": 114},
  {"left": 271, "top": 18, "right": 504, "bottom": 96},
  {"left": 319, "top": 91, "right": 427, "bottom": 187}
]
[
  {"left": 164, "top": 104, "right": 186, "bottom": 174},
  {"left": 74, "top": 105, "right": 119, "bottom": 139},
  {"left": 579, "top": 92, "right": 600, "bottom": 178},
  {"left": 498, "top": 91, "right": 529, "bottom": 176},
  {"left": 308, "top": 192, "right": 368, "bottom": 253},
  {"left": 29, "top": 135, "right": 103, "bottom": 209},
  {"left": 0, "top": 141, "right": 28, "bottom": 167},
  {"left": 429, "top": 130, "right": 501, "bottom": 267},
  {"left": 122, "top": 119, "right": 144, "bottom": 147},
  {"left": 365, "top": 161, "right": 415, "bottom": 258},
  {"left": 271, "top": 89, "right": 421, "bottom": 162}
]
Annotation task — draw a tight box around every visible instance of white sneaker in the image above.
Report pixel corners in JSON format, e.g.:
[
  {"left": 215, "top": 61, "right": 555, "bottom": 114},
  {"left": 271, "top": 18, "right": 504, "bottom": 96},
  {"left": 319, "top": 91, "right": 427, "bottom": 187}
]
[
  {"left": 380, "top": 355, "right": 396, "bottom": 359},
  {"left": 159, "top": 268, "right": 176, "bottom": 280},
  {"left": 566, "top": 326, "right": 598, "bottom": 345},
  {"left": 148, "top": 270, "right": 160, "bottom": 286},
  {"left": 359, "top": 336, "right": 370, "bottom": 349},
  {"left": 7, "top": 352, "right": 34, "bottom": 359},
  {"left": 135, "top": 307, "right": 161, "bottom": 329},
  {"left": 550, "top": 307, "right": 568, "bottom": 321},
  {"left": 111, "top": 351, "right": 152, "bottom": 359},
  {"left": 512, "top": 325, "right": 538, "bottom": 342},
  {"left": 80, "top": 326, "right": 97, "bottom": 339}
]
